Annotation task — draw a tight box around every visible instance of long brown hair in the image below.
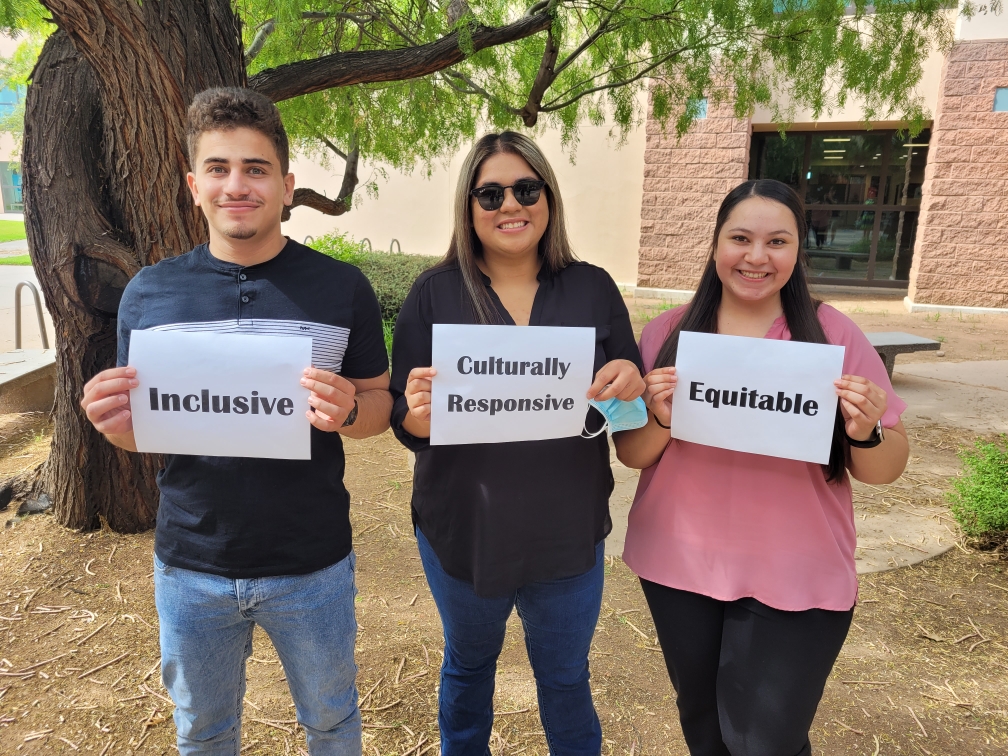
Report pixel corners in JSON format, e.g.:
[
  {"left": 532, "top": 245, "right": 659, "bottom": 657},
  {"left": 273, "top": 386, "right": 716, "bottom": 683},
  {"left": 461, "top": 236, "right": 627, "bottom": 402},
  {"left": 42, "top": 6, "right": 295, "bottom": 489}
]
[
  {"left": 442, "top": 132, "right": 577, "bottom": 323},
  {"left": 653, "top": 179, "right": 847, "bottom": 483}
]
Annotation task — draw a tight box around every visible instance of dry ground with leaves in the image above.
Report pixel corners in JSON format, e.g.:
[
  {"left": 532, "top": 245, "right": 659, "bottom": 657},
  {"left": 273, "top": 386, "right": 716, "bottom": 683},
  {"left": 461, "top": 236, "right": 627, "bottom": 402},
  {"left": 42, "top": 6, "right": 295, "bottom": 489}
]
[{"left": 0, "top": 296, "right": 1006, "bottom": 755}]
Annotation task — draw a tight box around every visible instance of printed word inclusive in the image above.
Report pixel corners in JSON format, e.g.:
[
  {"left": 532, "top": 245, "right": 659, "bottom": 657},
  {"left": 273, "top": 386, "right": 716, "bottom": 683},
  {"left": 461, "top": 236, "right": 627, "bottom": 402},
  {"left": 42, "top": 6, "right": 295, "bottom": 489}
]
[
  {"left": 457, "top": 356, "right": 571, "bottom": 379},
  {"left": 148, "top": 388, "right": 294, "bottom": 416},
  {"left": 448, "top": 394, "right": 575, "bottom": 416},
  {"left": 689, "top": 382, "right": 819, "bottom": 416}
]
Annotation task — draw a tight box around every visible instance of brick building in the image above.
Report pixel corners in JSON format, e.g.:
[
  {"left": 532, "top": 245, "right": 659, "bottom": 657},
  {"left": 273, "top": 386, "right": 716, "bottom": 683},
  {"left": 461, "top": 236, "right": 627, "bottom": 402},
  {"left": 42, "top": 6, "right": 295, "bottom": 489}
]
[{"left": 637, "top": 10, "right": 1008, "bottom": 313}]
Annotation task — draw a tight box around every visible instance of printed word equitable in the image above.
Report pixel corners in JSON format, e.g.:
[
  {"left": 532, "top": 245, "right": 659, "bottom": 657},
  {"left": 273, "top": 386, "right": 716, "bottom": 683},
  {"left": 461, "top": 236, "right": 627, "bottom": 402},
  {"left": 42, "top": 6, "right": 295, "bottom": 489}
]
[{"left": 689, "top": 382, "right": 819, "bottom": 415}]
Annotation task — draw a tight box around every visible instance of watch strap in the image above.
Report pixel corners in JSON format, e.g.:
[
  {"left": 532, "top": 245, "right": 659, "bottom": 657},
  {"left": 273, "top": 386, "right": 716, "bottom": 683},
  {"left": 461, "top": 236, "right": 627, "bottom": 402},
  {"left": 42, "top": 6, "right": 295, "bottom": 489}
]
[
  {"left": 341, "top": 398, "right": 359, "bottom": 428},
  {"left": 845, "top": 420, "right": 884, "bottom": 448}
]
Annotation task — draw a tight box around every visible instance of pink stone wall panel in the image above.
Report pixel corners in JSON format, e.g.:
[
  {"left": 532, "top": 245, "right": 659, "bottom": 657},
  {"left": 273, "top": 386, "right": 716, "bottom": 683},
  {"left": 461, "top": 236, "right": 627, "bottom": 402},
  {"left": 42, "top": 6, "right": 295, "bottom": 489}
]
[
  {"left": 910, "top": 39, "right": 1008, "bottom": 307},
  {"left": 637, "top": 98, "right": 753, "bottom": 289}
]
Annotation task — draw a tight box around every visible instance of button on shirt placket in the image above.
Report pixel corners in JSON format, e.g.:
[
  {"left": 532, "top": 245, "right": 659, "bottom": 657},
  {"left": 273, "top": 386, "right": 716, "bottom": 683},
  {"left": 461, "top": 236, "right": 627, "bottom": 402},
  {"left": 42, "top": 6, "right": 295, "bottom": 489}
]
[{"left": 239, "top": 271, "right": 251, "bottom": 313}]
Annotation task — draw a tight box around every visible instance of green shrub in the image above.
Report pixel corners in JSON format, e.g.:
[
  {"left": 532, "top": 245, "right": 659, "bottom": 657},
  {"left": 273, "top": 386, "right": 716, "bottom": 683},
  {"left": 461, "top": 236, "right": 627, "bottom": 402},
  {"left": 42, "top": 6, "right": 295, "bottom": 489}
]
[
  {"left": 947, "top": 435, "right": 1008, "bottom": 538},
  {"left": 313, "top": 232, "right": 441, "bottom": 322}
]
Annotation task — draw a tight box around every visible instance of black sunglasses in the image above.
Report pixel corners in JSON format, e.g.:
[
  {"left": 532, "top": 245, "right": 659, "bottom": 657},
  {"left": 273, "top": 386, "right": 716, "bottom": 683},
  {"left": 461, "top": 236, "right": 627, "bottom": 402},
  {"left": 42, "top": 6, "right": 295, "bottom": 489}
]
[{"left": 470, "top": 179, "right": 547, "bottom": 211}]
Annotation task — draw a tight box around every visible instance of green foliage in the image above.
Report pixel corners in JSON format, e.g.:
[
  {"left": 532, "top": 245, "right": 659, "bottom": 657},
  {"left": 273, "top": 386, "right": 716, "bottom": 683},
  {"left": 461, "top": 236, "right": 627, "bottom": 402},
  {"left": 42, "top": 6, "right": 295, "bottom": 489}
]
[
  {"left": 313, "top": 232, "right": 441, "bottom": 322},
  {"left": 237, "top": 0, "right": 955, "bottom": 187},
  {"left": 947, "top": 435, "right": 1008, "bottom": 538},
  {"left": 0, "top": 219, "right": 25, "bottom": 241},
  {"left": 0, "top": 30, "right": 47, "bottom": 158},
  {"left": 0, "top": 253, "right": 30, "bottom": 265}
]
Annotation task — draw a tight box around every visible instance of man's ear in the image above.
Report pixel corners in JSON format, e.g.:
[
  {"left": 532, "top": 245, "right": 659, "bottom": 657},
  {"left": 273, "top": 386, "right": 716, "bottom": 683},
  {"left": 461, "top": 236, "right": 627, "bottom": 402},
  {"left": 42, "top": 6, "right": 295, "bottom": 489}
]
[
  {"left": 283, "top": 172, "right": 295, "bottom": 206},
  {"left": 186, "top": 172, "right": 201, "bottom": 207}
]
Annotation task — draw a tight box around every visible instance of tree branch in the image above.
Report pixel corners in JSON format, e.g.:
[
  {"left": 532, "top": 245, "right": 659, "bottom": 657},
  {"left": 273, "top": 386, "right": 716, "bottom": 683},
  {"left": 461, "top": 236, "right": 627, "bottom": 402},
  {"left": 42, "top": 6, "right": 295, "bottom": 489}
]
[
  {"left": 249, "top": 12, "right": 553, "bottom": 102},
  {"left": 519, "top": 27, "right": 559, "bottom": 126},
  {"left": 282, "top": 135, "right": 360, "bottom": 221},
  {"left": 244, "top": 19, "right": 276, "bottom": 66}
]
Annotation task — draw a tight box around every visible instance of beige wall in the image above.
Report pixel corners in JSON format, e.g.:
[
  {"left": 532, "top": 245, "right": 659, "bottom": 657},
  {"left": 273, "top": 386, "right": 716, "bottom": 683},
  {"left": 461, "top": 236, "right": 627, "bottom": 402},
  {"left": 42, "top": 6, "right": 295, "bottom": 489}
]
[
  {"left": 750, "top": 20, "right": 949, "bottom": 130},
  {"left": 282, "top": 115, "right": 646, "bottom": 285}
]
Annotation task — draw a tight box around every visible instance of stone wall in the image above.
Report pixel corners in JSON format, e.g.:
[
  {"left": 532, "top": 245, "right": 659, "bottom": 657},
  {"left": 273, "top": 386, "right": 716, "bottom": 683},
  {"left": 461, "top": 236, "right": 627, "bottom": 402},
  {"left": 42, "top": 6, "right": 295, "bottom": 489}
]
[
  {"left": 637, "top": 101, "right": 752, "bottom": 290},
  {"left": 909, "top": 39, "right": 1008, "bottom": 308}
]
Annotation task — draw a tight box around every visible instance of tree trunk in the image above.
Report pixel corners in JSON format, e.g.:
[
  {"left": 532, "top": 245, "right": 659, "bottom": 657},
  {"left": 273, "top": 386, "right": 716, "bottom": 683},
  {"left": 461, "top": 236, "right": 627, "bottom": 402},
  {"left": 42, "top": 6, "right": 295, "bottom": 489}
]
[{"left": 21, "top": 0, "right": 245, "bottom": 530}]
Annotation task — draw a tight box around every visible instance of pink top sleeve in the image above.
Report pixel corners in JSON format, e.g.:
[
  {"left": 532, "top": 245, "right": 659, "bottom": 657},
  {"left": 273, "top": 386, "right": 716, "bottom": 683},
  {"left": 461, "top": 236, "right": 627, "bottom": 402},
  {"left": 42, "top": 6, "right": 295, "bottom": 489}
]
[{"left": 623, "top": 303, "right": 906, "bottom": 611}]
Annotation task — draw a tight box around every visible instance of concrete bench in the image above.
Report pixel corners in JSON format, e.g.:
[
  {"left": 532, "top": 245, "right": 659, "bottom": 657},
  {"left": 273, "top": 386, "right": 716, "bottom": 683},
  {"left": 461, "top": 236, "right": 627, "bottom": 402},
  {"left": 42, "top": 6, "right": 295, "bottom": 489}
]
[
  {"left": 807, "top": 250, "right": 870, "bottom": 270},
  {"left": 866, "top": 332, "right": 941, "bottom": 378},
  {"left": 0, "top": 349, "right": 56, "bottom": 413}
]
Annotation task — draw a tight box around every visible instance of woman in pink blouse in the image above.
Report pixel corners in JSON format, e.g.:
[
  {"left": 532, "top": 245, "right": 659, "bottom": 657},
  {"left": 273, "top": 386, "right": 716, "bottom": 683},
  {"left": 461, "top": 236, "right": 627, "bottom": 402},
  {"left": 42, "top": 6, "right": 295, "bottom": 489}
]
[{"left": 614, "top": 179, "right": 909, "bottom": 756}]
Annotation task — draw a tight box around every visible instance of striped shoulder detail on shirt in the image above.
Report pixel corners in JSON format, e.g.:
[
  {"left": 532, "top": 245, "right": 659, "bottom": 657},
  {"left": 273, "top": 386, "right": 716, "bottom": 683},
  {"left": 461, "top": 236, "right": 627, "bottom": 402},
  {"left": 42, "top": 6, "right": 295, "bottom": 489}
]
[{"left": 148, "top": 319, "right": 350, "bottom": 373}]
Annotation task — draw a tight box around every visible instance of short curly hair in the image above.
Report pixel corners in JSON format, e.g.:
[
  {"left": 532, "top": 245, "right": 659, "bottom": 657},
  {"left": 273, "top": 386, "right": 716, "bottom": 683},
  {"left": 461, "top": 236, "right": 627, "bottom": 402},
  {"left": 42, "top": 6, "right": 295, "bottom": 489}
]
[{"left": 186, "top": 87, "right": 289, "bottom": 174}]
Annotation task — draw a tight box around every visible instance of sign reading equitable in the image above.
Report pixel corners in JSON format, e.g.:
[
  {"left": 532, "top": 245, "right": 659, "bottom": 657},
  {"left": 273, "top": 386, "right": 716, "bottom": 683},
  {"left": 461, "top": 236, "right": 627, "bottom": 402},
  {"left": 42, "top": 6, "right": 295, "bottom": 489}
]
[
  {"left": 670, "top": 331, "right": 846, "bottom": 465},
  {"left": 128, "top": 330, "right": 313, "bottom": 459},
  {"left": 430, "top": 324, "right": 596, "bottom": 445}
]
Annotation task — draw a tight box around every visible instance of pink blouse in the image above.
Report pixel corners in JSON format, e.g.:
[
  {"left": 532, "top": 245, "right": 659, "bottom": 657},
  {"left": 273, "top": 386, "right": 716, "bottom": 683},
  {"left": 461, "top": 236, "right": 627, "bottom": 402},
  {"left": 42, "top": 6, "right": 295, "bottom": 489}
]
[{"left": 622, "top": 304, "right": 907, "bottom": 611}]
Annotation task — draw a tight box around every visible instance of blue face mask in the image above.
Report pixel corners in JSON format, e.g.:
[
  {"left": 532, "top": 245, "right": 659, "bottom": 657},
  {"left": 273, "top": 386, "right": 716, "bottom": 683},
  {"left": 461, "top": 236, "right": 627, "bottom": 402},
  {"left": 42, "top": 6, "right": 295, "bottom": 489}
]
[{"left": 582, "top": 396, "right": 649, "bottom": 438}]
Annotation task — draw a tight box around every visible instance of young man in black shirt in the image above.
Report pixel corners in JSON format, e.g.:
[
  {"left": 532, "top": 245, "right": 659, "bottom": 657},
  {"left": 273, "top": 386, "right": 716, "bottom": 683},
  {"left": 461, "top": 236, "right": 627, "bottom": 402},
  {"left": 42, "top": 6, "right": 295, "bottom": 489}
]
[{"left": 80, "top": 88, "right": 391, "bottom": 755}]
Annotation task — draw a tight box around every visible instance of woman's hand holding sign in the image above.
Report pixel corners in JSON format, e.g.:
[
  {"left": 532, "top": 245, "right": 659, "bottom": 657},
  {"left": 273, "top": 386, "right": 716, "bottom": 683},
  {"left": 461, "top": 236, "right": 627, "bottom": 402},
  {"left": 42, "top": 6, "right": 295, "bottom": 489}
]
[
  {"left": 585, "top": 359, "right": 646, "bottom": 403},
  {"left": 833, "top": 374, "right": 886, "bottom": 441},
  {"left": 81, "top": 367, "right": 139, "bottom": 451},
  {"left": 402, "top": 367, "right": 437, "bottom": 439},
  {"left": 833, "top": 373, "right": 909, "bottom": 484},
  {"left": 641, "top": 366, "right": 678, "bottom": 428}
]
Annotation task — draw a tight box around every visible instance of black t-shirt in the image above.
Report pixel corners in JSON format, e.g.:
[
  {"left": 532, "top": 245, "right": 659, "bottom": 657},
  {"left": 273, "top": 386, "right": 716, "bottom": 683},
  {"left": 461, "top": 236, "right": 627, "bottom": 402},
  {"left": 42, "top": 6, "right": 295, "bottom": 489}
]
[
  {"left": 390, "top": 261, "right": 643, "bottom": 597},
  {"left": 117, "top": 240, "right": 388, "bottom": 579}
]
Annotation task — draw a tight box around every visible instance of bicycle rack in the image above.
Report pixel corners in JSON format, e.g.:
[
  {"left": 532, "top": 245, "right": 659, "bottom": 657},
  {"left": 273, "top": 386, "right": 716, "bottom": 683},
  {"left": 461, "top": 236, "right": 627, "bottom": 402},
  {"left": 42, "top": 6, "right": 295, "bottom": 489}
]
[
  {"left": 303, "top": 235, "right": 315, "bottom": 245},
  {"left": 359, "top": 238, "right": 372, "bottom": 253},
  {"left": 15, "top": 280, "right": 49, "bottom": 350},
  {"left": 389, "top": 238, "right": 402, "bottom": 254}
]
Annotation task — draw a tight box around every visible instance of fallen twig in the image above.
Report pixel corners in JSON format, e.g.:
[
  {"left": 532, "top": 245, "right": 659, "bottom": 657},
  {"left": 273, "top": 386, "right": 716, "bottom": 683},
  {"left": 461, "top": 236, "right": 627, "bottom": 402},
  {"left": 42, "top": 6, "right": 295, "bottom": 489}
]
[
  {"left": 833, "top": 719, "right": 865, "bottom": 736},
  {"left": 78, "top": 652, "right": 130, "bottom": 679},
  {"left": 906, "top": 705, "right": 928, "bottom": 738}
]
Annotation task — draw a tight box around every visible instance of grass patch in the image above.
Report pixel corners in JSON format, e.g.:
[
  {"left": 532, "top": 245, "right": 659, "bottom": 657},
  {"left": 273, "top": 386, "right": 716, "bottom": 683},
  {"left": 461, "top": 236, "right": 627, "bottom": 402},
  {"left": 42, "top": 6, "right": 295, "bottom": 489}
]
[
  {"left": 948, "top": 434, "right": 1008, "bottom": 543},
  {"left": 0, "top": 220, "right": 26, "bottom": 242},
  {"left": 0, "top": 254, "right": 31, "bottom": 266}
]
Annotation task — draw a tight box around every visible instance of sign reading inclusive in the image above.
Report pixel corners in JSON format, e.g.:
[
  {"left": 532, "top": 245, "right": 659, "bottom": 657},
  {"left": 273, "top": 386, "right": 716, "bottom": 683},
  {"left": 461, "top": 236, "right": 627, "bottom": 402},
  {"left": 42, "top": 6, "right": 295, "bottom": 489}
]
[
  {"left": 670, "top": 331, "right": 846, "bottom": 465},
  {"left": 430, "top": 324, "right": 596, "bottom": 445},
  {"left": 128, "top": 330, "right": 312, "bottom": 459}
]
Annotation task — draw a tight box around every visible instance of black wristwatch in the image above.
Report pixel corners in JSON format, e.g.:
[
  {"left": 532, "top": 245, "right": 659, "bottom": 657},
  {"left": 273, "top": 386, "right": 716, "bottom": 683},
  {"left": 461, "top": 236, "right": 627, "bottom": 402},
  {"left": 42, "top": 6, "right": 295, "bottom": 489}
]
[
  {"left": 845, "top": 420, "right": 884, "bottom": 448},
  {"left": 341, "top": 399, "right": 359, "bottom": 428}
]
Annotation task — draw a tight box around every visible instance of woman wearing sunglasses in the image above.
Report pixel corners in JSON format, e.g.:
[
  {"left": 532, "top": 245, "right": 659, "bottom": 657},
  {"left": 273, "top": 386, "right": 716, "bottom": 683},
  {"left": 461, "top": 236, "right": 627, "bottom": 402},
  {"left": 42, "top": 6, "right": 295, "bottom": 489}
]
[
  {"left": 390, "top": 131, "right": 644, "bottom": 753},
  {"left": 615, "top": 180, "right": 909, "bottom": 756}
]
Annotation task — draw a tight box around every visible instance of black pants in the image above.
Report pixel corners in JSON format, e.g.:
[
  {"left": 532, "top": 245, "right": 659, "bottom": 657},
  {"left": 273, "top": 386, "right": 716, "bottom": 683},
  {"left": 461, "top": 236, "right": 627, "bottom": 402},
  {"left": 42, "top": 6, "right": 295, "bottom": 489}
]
[{"left": 640, "top": 580, "right": 853, "bottom": 756}]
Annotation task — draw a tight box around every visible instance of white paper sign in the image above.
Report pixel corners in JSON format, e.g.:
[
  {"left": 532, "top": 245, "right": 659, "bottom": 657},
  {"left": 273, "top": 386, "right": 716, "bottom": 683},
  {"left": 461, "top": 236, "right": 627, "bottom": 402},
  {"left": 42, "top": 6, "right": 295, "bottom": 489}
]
[
  {"left": 670, "top": 332, "right": 846, "bottom": 464},
  {"left": 430, "top": 324, "right": 596, "bottom": 445},
  {"left": 128, "top": 330, "right": 313, "bottom": 459}
]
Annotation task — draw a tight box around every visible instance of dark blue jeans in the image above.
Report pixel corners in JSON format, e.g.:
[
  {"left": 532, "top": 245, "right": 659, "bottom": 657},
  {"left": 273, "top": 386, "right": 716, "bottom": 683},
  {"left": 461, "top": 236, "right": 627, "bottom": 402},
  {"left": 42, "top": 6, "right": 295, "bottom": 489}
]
[{"left": 416, "top": 528, "right": 604, "bottom": 756}]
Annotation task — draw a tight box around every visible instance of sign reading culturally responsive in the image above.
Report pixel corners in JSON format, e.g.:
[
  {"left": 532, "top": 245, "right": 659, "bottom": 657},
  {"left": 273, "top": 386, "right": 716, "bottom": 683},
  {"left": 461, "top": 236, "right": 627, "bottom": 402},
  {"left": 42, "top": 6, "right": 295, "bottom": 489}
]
[
  {"left": 128, "top": 330, "right": 313, "bottom": 459},
  {"left": 670, "top": 331, "right": 846, "bottom": 464},
  {"left": 430, "top": 324, "right": 596, "bottom": 445}
]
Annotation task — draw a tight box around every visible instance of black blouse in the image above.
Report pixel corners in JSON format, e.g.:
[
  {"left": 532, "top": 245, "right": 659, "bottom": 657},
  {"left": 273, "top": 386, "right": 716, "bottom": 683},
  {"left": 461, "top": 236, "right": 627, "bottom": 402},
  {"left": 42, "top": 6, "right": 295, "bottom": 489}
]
[{"left": 390, "top": 261, "right": 643, "bottom": 597}]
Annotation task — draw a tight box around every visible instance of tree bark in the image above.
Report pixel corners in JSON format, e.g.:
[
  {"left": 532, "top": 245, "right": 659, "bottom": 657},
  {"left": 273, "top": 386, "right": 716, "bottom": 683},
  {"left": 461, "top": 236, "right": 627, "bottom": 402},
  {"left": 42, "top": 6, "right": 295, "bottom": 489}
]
[{"left": 21, "top": 0, "right": 245, "bottom": 531}]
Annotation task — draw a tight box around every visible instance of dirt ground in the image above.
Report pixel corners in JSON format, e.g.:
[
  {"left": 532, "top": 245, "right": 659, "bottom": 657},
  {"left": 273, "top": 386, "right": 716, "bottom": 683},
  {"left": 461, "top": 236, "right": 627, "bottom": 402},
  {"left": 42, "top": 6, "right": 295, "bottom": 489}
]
[{"left": 0, "top": 297, "right": 1006, "bottom": 755}]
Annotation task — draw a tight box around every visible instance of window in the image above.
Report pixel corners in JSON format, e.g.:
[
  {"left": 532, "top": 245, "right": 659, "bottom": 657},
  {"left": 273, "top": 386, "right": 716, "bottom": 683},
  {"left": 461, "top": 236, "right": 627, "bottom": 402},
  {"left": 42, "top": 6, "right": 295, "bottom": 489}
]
[
  {"left": 749, "top": 129, "right": 930, "bottom": 285},
  {"left": 0, "top": 162, "right": 23, "bottom": 212},
  {"left": 995, "top": 88, "right": 1008, "bottom": 112},
  {"left": 0, "top": 85, "right": 25, "bottom": 118}
]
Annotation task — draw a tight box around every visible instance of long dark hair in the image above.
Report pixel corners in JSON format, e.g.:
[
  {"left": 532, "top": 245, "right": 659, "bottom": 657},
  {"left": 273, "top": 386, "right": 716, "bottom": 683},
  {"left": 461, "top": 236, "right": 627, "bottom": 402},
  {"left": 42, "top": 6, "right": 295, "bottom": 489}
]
[
  {"left": 653, "top": 179, "right": 847, "bottom": 483},
  {"left": 442, "top": 131, "right": 577, "bottom": 323}
]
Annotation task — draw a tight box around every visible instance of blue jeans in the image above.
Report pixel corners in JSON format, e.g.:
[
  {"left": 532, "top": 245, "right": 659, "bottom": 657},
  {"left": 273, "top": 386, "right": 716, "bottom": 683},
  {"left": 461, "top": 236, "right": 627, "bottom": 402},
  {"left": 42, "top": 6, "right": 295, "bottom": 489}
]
[
  {"left": 153, "top": 552, "right": 361, "bottom": 756},
  {"left": 416, "top": 528, "right": 604, "bottom": 756}
]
